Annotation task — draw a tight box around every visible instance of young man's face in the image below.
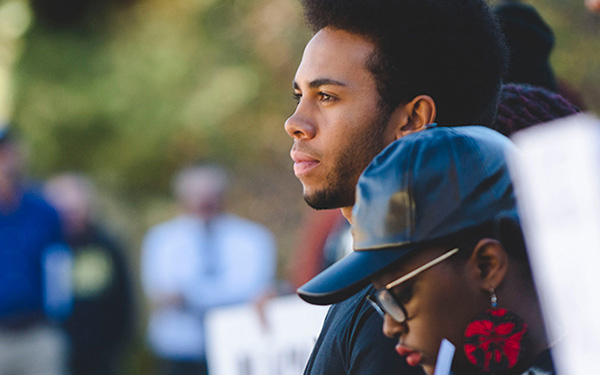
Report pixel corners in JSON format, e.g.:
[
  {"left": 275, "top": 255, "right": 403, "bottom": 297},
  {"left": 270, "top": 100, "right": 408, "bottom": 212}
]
[
  {"left": 372, "top": 247, "right": 485, "bottom": 375},
  {"left": 285, "top": 27, "right": 397, "bottom": 210}
]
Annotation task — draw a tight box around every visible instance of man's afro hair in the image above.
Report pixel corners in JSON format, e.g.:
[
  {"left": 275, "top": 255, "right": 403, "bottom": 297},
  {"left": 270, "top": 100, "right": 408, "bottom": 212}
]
[{"left": 301, "top": 0, "right": 508, "bottom": 126}]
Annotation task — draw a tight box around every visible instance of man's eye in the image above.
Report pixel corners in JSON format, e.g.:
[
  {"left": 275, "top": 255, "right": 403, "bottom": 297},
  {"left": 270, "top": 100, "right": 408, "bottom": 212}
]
[
  {"left": 319, "top": 92, "right": 333, "bottom": 101},
  {"left": 292, "top": 93, "right": 302, "bottom": 104}
]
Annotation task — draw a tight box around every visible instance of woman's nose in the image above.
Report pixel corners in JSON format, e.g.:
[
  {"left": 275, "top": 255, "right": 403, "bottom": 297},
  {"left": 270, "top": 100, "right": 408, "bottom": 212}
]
[{"left": 382, "top": 314, "right": 408, "bottom": 339}]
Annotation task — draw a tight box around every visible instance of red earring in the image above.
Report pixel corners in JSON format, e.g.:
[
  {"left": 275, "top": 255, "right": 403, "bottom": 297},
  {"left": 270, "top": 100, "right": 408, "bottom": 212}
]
[{"left": 463, "top": 288, "right": 528, "bottom": 373}]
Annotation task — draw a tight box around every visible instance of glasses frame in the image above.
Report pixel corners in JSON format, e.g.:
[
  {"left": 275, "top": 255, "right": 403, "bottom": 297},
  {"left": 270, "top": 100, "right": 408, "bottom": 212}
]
[{"left": 367, "top": 247, "right": 460, "bottom": 323}]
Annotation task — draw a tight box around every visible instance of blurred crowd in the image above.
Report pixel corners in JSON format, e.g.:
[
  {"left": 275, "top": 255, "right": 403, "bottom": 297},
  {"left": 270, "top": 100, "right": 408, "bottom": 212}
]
[
  {"left": 0, "top": 127, "right": 278, "bottom": 375},
  {"left": 0, "top": 127, "right": 134, "bottom": 375}
]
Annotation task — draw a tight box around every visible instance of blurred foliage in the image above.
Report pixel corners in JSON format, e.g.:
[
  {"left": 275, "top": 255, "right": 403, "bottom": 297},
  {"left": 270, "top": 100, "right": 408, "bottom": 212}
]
[
  {"left": 0, "top": 0, "right": 32, "bottom": 117},
  {"left": 15, "top": 0, "right": 308, "bottom": 193},
  {"left": 527, "top": 0, "right": 600, "bottom": 111}
]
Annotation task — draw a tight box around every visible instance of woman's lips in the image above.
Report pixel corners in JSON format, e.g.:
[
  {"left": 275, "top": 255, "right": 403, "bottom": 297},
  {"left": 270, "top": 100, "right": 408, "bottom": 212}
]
[{"left": 396, "top": 345, "right": 423, "bottom": 367}]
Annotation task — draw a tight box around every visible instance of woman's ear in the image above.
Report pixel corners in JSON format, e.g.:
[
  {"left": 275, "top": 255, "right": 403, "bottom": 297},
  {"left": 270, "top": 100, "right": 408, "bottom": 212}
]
[
  {"left": 393, "top": 95, "right": 437, "bottom": 139},
  {"left": 467, "top": 238, "right": 509, "bottom": 291}
]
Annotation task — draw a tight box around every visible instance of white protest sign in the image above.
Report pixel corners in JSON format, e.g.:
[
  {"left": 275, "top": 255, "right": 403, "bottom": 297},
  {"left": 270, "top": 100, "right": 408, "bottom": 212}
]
[
  {"left": 508, "top": 114, "right": 600, "bottom": 375},
  {"left": 205, "top": 294, "right": 328, "bottom": 375},
  {"left": 433, "top": 339, "right": 455, "bottom": 375}
]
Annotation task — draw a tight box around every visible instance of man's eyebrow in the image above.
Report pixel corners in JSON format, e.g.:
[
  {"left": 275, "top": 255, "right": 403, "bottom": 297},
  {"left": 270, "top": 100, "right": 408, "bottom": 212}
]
[
  {"left": 309, "top": 78, "right": 347, "bottom": 88},
  {"left": 293, "top": 78, "right": 347, "bottom": 90}
]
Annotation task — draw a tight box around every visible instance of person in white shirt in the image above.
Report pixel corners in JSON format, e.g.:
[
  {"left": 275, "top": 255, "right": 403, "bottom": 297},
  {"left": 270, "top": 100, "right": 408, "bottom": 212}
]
[{"left": 141, "top": 164, "right": 277, "bottom": 375}]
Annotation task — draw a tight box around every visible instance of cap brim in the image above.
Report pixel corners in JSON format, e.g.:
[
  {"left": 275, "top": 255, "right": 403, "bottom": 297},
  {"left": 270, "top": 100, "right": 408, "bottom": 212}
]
[{"left": 297, "top": 245, "right": 413, "bottom": 305}]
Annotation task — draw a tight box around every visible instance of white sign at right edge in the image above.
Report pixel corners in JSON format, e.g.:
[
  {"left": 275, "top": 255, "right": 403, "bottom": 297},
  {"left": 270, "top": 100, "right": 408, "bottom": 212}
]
[{"left": 508, "top": 113, "right": 600, "bottom": 375}]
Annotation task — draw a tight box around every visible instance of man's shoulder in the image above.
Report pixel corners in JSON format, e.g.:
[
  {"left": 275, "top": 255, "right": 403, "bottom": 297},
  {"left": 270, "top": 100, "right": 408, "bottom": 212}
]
[
  {"left": 316, "top": 285, "right": 382, "bottom": 344},
  {"left": 305, "top": 286, "right": 423, "bottom": 375},
  {"left": 328, "top": 285, "right": 374, "bottom": 316}
]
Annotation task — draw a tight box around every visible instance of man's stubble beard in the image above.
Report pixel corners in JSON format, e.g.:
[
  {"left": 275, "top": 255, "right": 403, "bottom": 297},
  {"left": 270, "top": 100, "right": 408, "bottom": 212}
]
[{"left": 303, "top": 108, "right": 391, "bottom": 210}]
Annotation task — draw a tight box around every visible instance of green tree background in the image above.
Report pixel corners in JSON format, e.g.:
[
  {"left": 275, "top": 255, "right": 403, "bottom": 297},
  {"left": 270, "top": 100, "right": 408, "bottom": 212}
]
[{"left": 7, "top": 0, "right": 600, "bottom": 371}]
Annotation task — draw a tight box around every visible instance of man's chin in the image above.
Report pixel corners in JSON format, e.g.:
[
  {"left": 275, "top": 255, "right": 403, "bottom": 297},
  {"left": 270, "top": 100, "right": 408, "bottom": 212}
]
[
  {"left": 304, "top": 195, "right": 337, "bottom": 210},
  {"left": 303, "top": 188, "right": 353, "bottom": 210}
]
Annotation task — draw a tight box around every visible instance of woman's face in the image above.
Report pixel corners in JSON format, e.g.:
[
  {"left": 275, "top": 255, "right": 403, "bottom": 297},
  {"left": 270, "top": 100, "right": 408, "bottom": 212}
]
[{"left": 372, "top": 246, "right": 488, "bottom": 375}]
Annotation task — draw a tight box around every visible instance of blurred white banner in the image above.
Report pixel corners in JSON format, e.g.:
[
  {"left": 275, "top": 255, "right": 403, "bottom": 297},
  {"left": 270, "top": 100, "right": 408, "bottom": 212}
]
[
  {"left": 509, "top": 113, "right": 600, "bottom": 375},
  {"left": 205, "top": 294, "right": 328, "bottom": 375}
]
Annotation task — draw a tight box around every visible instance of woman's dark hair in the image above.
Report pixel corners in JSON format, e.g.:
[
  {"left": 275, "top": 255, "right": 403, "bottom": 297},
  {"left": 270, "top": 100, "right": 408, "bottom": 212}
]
[
  {"left": 301, "top": 0, "right": 508, "bottom": 126},
  {"left": 445, "top": 217, "right": 533, "bottom": 282}
]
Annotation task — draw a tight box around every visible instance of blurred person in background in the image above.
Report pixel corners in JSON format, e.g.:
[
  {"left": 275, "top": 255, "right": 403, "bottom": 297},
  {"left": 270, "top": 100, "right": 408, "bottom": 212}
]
[
  {"left": 0, "top": 124, "right": 69, "bottom": 375},
  {"left": 493, "top": 0, "right": 588, "bottom": 110},
  {"left": 493, "top": 0, "right": 558, "bottom": 93},
  {"left": 44, "top": 172, "right": 134, "bottom": 375},
  {"left": 141, "top": 163, "right": 276, "bottom": 375}
]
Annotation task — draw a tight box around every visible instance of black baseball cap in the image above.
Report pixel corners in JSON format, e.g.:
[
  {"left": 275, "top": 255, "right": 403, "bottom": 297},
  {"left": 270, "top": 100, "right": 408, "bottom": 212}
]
[{"left": 297, "top": 126, "right": 519, "bottom": 305}]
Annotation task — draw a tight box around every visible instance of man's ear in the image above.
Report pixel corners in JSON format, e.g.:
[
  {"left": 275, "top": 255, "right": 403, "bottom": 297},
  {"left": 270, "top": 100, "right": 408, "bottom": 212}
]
[
  {"left": 467, "top": 238, "right": 509, "bottom": 291},
  {"left": 393, "top": 95, "right": 437, "bottom": 139}
]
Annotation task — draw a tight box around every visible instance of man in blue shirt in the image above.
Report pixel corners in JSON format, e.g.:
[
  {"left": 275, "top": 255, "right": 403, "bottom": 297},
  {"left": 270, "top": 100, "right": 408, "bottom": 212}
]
[{"left": 0, "top": 125, "right": 69, "bottom": 375}]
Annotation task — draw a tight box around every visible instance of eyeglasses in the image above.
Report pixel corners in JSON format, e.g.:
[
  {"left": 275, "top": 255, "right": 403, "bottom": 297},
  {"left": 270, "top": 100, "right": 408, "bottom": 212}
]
[{"left": 367, "top": 247, "right": 460, "bottom": 323}]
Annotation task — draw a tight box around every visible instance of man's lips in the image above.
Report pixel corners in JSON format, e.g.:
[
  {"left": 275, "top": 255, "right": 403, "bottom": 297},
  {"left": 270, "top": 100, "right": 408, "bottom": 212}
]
[
  {"left": 291, "top": 150, "right": 320, "bottom": 176},
  {"left": 396, "top": 345, "right": 423, "bottom": 367}
]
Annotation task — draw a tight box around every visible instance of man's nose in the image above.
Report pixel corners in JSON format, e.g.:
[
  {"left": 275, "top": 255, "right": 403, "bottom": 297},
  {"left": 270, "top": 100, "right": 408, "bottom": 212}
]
[
  {"left": 382, "top": 314, "right": 407, "bottom": 339},
  {"left": 284, "top": 105, "right": 316, "bottom": 140}
]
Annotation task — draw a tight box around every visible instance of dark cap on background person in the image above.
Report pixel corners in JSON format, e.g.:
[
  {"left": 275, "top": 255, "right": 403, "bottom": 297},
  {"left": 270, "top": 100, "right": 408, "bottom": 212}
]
[
  {"left": 297, "top": 126, "right": 519, "bottom": 305},
  {"left": 493, "top": 1, "right": 558, "bottom": 92}
]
